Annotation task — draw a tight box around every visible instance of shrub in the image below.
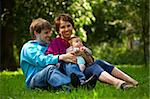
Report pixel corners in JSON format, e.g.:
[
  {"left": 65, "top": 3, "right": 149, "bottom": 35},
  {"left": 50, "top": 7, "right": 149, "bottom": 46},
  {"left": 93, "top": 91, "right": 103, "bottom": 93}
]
[{"left": 90, "top": 43, "right": 144, "bottom": 65}]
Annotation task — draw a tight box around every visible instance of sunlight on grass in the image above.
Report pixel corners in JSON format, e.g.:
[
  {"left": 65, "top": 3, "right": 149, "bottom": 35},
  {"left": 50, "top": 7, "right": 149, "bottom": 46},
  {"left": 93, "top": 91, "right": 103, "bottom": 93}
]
[
  {"left": 0, "top": 68, "right": 23, "bottom": 75},
  {"left": 93, "top": 90, "right": 98, "bottom": 98},
  {"left": 116, "top": 65, "right": 144, "bottom": 68},
  {"left": 0, "top": 66, "right": 149, "bottom": 99}
]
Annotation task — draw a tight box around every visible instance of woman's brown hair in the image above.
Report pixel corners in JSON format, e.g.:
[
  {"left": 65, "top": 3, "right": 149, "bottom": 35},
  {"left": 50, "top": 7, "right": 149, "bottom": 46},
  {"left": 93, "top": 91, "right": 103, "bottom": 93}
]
[{"left": 54, "top": 14, "right": 74, "bottom": 33}]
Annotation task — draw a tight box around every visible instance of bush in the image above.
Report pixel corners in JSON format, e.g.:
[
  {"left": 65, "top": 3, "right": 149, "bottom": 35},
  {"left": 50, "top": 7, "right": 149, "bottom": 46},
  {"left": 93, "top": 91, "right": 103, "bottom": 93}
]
[{"left": 90, "top": 43, "right": 144, "bottom": 65}]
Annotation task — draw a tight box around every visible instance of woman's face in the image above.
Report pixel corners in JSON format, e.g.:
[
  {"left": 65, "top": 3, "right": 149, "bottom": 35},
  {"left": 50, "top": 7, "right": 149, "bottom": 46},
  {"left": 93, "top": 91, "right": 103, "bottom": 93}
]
[{"left": 59, "top": 20, "right": 73, "bottom": 40}]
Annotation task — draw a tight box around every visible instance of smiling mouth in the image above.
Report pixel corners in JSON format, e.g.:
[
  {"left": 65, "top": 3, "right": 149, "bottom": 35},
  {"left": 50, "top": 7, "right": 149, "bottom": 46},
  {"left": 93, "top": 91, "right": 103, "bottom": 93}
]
[{"left": 65, "top": 33, "right": 71, "bottom": 35}]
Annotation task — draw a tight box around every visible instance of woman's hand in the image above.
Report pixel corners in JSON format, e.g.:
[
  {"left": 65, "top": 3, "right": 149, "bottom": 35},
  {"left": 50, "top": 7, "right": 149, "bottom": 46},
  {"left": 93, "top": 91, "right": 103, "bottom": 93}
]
[{"left": 59, "top": 52, "right": 77, "bottom": 63}]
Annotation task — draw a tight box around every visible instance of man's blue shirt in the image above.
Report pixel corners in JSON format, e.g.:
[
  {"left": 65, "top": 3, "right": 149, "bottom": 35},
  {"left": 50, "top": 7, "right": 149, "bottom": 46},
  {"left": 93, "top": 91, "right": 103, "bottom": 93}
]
[{"left": 20, "top": 40, "right": 59, "bottom": 87}]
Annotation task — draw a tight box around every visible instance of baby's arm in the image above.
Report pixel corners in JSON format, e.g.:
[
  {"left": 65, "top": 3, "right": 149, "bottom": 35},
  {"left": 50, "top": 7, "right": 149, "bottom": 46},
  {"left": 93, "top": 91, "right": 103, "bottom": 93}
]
[
  {"left": 80, "top": 46, "right": 94, "bottom": 64},
  {"left": 82, "top": 46, "right": 92, "bottom": 55}
]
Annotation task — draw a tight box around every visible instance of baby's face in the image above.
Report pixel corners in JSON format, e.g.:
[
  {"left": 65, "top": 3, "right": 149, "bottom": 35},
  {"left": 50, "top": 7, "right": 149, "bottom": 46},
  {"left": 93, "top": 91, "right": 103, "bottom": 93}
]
[{"left": 72, "top": 37, "right": 83, "bottom": 48}]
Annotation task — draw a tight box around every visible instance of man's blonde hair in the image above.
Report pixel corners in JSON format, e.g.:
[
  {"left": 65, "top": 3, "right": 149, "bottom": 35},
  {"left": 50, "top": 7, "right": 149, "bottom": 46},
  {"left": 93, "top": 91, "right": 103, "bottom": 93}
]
[{"left": 29, "top": 18, "right": 51, "bottom": 34}]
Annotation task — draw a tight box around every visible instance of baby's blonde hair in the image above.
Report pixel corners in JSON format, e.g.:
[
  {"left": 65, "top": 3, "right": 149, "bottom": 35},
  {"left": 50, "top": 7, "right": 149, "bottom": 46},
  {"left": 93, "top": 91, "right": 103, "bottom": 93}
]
[{"left": 68, "top": 36, "right": 81, "bottom": 46}]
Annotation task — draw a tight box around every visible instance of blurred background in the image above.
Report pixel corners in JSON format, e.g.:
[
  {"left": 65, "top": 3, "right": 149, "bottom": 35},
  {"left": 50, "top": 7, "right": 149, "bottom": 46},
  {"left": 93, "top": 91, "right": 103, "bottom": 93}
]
[{"left": 0, "top": 0, "right": 149, "bottom": 71}]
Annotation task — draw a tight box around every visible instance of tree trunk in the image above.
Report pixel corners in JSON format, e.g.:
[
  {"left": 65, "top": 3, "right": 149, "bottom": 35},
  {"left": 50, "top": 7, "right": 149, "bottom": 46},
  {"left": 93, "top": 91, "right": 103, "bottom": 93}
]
[
  {"left": 142, "top": 0, "right": 149, "bottom": 67},
  {"left": 0, "top": 0, "right": 2, "bottom": 70},
  {"left": 1, "top": 0, "right": 18, "bottom": 71}
]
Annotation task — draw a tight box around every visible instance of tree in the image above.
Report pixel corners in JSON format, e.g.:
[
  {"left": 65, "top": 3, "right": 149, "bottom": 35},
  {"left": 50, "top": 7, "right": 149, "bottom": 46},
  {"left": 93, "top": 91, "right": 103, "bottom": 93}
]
[
  {"left": 0, "top": 0, "right": 1, "bottom": 70},
  {"left": 0, "top": 0, "right": 146, "bottom": 70},
  {"left": 1, "top": 0, "right": 18, "bottom": 71},
  {"left": 1, "top": 0, "right": 71, "bottom": 70},
  {"left": 141, "top": 0, "right": 149, "bottom": 67}
]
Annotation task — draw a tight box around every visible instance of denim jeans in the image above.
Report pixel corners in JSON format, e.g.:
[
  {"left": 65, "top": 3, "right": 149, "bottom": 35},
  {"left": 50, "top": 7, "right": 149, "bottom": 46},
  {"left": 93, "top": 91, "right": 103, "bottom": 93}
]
[
  {"left": 94, "top": 60, "right": 114, "bottom": 74},
  {"left": 60, "top": 62, "right": 86, "bottom": 83},
  {"left": 84, "top": 60, "right": 114, "bottom": 78},
  {"left": 29, "top": 65, "right": 71, "bottom": 88}
]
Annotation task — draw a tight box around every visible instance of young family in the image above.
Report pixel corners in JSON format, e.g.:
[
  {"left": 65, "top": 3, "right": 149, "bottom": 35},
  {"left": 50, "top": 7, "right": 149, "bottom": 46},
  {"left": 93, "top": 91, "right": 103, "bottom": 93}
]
[{"left": 20, "top": 14, "right": 138, "bottom": 91}]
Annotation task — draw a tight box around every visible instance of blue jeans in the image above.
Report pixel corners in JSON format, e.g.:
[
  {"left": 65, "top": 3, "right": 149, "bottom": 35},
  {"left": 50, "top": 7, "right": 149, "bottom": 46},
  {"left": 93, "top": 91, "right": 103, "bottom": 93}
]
[
  {"left": 60, "top": 62, "right": 86, "bottom": 83},
  {"left": 29, "top": 65, "right": 71, "bottom": 88},
  {"left": 84, "top": 60, "right": 114, "bottom": 78},
  {"left": 94, "top": 60, "right": 114, "bottom": 74}
]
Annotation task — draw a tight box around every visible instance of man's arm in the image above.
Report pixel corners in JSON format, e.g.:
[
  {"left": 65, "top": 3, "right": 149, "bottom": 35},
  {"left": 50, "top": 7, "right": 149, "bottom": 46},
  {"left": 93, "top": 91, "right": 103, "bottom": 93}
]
[
  {"left": 22, "top": 43, "right": 59, "bottom": 68},
  {"left": 22, "top": 43, "right": 77, "bottom": 68}
]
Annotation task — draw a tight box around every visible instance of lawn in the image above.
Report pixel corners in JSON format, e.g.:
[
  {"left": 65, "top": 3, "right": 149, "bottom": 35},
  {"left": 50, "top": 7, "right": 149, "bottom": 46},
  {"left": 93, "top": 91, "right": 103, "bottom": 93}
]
[{"left": 0, "top": 65, "right": 149, "bottom": 99}]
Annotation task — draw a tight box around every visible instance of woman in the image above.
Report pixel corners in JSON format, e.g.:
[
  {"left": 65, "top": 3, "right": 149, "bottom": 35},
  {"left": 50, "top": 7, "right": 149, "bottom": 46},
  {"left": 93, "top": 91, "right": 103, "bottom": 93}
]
[{"left": 46, "top": 14, "right": 138, "bottom": 90}]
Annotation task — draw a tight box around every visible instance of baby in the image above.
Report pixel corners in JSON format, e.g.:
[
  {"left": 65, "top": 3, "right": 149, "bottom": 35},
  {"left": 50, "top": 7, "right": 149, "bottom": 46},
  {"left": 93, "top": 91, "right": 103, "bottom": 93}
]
[{"left": 67, "top": 36, "right": 94, "bottom": 71}]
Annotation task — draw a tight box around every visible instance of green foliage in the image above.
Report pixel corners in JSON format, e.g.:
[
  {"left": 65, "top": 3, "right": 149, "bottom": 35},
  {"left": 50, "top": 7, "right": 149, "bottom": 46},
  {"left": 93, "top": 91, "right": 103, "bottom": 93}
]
[
  {"left": 91, "top": 43, "right": 144, "bottom": 65},
  {"left": 1, "top": 0, "right": 146, "bottom": 68},
  {"left": 2, "top": 0, "right": 95, "bottom": 53},
  {"left": 67, "top": 0, "right": 95, "bottom": 42},
  {"left": 0, "top": 66, "right": 149, "bottom": 98},
  {"left": 87, "top": 0, "right": 142, "bottom": 46},
  {"left": 12, "top": 0, "right": 71, "bottom": 49},
  {"left": 1, "top": 0, "right": 72, "bottom": 66}
]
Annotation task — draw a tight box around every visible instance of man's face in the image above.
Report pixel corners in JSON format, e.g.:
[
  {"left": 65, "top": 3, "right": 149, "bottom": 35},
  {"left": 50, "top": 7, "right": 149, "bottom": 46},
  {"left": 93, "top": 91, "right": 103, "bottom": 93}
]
[
  {"left": 59, "top": 20, "right": 73, "bottom": 40},
  {"left": 35, "top": 28, "right": 52, "bottom": 44}
]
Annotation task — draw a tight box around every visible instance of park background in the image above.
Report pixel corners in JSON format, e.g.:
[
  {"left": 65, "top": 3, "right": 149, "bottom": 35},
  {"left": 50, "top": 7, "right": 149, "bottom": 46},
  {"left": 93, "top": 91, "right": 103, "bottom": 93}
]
[{"left": 0, "top": 0, "right": 149, "bottom": 98}]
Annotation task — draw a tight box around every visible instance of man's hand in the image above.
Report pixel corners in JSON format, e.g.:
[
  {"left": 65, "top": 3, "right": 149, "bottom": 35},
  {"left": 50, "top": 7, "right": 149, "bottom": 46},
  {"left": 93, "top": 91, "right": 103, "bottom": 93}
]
[{"left": 59, "top": 53, "right": 77, "bottom": 63}]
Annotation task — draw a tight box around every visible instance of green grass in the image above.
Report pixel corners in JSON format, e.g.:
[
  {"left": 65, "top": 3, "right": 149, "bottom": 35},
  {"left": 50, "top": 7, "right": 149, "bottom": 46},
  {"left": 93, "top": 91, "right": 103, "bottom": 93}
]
[{"left": 0, "top": 66, "right": 149, "bottom": 99}]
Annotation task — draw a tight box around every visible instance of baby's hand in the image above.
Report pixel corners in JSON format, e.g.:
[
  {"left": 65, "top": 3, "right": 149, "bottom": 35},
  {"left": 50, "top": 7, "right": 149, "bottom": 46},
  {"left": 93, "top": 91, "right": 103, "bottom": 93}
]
[
  {"left": 82, "top": 46, "right": 87, "bottom": 50},
  {"left": 80, "top": 46, "right": 87, "bottom": 52}
]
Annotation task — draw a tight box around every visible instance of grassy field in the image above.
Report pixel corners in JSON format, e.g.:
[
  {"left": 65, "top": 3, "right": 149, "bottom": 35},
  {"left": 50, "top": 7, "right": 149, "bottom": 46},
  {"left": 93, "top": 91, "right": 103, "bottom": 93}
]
[{"left": 0, "top": 65, "right": 149, "bottom": 99}]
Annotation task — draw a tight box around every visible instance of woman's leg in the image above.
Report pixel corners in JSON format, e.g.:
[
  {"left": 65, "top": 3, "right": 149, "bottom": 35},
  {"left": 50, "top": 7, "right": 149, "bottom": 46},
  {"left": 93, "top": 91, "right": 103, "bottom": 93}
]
[
  {"left": 94, "top": 60, "right": 138, "bottom": 86},
  {"left": 111, "top": 67, "right": 138, "bottom": 86},
  {"left": 84, "top": 63, "right": 126, "bottom": 89},
  {"left": 99, "top": 71, "right": 126, "bottom": 88}
]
